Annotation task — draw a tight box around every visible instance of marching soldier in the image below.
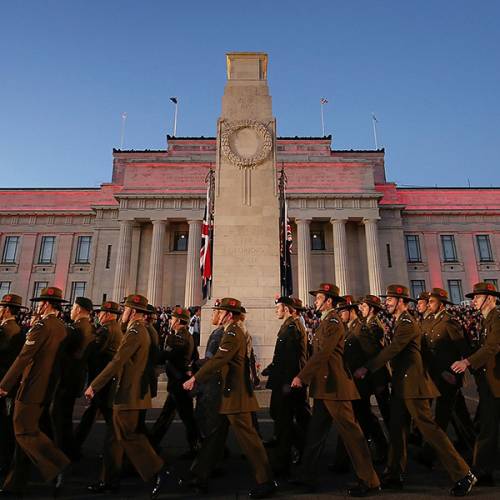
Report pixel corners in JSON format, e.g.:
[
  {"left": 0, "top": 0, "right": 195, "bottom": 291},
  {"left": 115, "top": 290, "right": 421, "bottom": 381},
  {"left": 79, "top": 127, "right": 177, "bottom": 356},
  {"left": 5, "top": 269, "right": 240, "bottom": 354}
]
[
  {"left": 263, "top": 296, "right": 308, "bottom": 476},
  {"left": 150, "top": 306, "right": 199, "bottom": 458},
  {"left": 84, "top": 294, "right": 169, "bottom": 498},
  {"left": 183, "top": 298, "right": 276, "bottom": 499},
  {"left": 74, "top": 301, "right": 123, "bottom": 454},
  {"left": 354, "top": 284, "right": 476, "bottom": 496},
  {"left": 419, "top": 288, "right": 473, "bottom": 466},
  {"left": 52, "top": 296, "right": 96, "bottom": 459},
  {"left": 291, "top": 283, "right": 380, "bottom": 497},
  {"left": 0, "top": 287, "right": 70, "bottom": 496},
  {"left": 451, "top": 282, "right": 500, "bottom": 486},
  {"left": 416, "top": 291, "right": 433, "bottom": 332},
  {"left": 0, "top": 294, "right": 26, "bottom": 474}
]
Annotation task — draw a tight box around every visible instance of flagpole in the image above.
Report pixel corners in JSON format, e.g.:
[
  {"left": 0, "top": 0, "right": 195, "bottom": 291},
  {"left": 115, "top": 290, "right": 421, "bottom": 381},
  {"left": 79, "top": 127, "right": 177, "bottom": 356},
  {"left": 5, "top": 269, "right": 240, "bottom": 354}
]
[
  {"left": 120, "top": 112, "right": 127, "bottom": 149},
  {"left": 372, "top": 113, "right": 379, "bottom": 149},
  {"left": 320, "top": 101, "right": 325, "bottom": 137},
  {"left": 170, "top": 97, "right": 178, "bottom": 137}
]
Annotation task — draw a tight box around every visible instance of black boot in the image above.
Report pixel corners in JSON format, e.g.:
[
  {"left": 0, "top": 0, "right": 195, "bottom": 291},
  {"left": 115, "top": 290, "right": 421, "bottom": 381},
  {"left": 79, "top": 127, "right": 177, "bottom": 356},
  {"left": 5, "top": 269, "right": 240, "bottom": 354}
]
[
  {"left": 151, "top": 467, "right": 173, "bottom": 499},
  {"left": 380, "top": 473, "right": 403, "bottom": 490},
  {"left": 450, "top": 471, "right": 477, "bottom": 497},
  {"left": 347, "top": 480, "right": 381, "bottom": 497},
  {"left": 87, "top": 481, "right": 120, "bottom": 494},
  {"left": 249, "top": 480, "right": 278, "bottom": 499}
]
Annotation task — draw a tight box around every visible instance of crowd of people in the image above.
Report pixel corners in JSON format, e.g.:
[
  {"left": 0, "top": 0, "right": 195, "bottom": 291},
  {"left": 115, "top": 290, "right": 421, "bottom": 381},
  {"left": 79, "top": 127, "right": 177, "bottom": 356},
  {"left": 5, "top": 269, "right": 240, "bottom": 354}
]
[{"left": 0, "top": 280, "right": 499, "bottom": 498}]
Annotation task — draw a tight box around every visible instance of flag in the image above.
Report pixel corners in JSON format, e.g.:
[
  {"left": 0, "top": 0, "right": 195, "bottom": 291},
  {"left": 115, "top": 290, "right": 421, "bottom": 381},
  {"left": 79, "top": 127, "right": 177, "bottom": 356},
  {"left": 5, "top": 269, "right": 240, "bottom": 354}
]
[
  {"left": 320, "top": 97, "right": 328, "bottom": 105},
  {"left": 200, "top": 172, "right": 214, "bottom": 299},
  {"left": 372, "top": 113, "right": 378, "bottom": 122},
  {"left": 170, "top": 97, "right": 178, "bottom": 104},
  {"left": 279, "top": 169, "right": 293, "bottom": 297}
]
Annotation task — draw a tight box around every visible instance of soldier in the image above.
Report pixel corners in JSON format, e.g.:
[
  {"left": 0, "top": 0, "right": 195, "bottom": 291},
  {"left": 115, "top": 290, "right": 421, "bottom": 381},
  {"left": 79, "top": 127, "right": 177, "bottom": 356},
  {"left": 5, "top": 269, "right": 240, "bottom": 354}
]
[
  {"left": 354, "top": 284, "right": 476, "bottom": 496},
  {"left": 74, "top": 301, "right": 123, "bottom": 455},
  {"left": 451, "top": 282, "right": 500, "bottom": 486},
  {"left": 290, "top": 283, "right": 380, "bottom": 497},
  {"left": 150, "top": 306, "right": 199, "bottom": 458},
  {"left": 418, "top": 288, "right": 473, "bottom": 467},
  {"left": 0, "top": 294, "right": 26, "bottom": 474},
  {"left": 0, "top": 287, "right": 70, "bottom": 496},
  {"left": 263, "top": 296, "right": 308, "bottom": 476},
  {"left": 416, "top": 291, "right": 433, "bottom": 330},
  {"left": 51, "top": 296, "right": 96, "bottom": 459},
  {"left": 84, "top": 294, "right": 169, "bottom": 498},
  {"left": 183, "top": 298, "right": 276, "bottom": 499}
]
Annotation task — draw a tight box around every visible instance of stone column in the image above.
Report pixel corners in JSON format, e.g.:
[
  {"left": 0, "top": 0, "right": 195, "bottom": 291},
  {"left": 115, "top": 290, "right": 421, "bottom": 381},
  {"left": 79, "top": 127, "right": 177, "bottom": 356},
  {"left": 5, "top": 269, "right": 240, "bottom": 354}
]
[
  {"left": 113, "top": 220, "right": 133, "bottom": 301},
  {"left": 147, "top": 220, "right": 167, "bottom": 306},
  {"left": 331, "top": 218, "right": 349, "bottom": 294},
  {"left": 184, "top": 220, "right": 203, "bottom": 307},
  {"left": 423, "top": 232, "right": 444, "bottom": 288},
  {"left": 296, "top": 219, "right": 312, "bottom": 306},
  {"left": 363, "top": 218, "right": 383, "bottom": 295}
]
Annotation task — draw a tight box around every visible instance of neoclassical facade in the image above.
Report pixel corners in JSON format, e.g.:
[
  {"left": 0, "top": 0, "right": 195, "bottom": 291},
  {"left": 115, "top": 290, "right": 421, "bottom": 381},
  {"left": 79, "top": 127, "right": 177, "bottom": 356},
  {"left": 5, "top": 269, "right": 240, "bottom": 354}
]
[{"left": 1, "top": 136, "right": 499, "bottom": 312}]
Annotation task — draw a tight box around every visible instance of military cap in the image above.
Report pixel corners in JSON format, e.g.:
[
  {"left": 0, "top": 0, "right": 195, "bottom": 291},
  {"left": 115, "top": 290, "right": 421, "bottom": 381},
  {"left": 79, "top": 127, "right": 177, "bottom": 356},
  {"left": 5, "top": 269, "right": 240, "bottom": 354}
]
[
  {"left": 465, "top": 282, "right": 500, "bottom": 299},
  {"left": 380, "top": 284, "right": 416, "bottom": 302},
  {"left": 275, "top": 296, "right": 297, "bottom": 310},
  {"left": 291, "top": 297, "right": 306, "bottom": 312},
  {"left": 358, "top": 294, "right": 384, "bottom": 311},
  {"left": 428, "top": 287, "right": 454, "bottom": 305},
  {"left": 96, "top": 301, "right": 121, "bottom": 315},
  {"left": 123, "top": 294, "right": 150, "bottom": 313},
  {"left": 240, "top": 306, "right": 247, "bottom": 314},
  {"left": 74, "top": 296, "right": 94, "bottom": 312},
  {"left": 0, "top": 293, "right": 28, "bottom": 309},
  {"left": 213, "top": 297, "right": 243, "bottom": 314},
  {"left": 309, "top": 283, "right": 342, "bottom": 301},
  {"left": 30, "top": 286, "right": 68, "bottom": 303},
  {"left": 417, "top": 291, "right": 430, "bottom": 302},
  {"left": 171, "top": 306, "right": 190, "bottom": 322},
  {"left": 335, "top": 294, "right": 358, "bottom": 311}
]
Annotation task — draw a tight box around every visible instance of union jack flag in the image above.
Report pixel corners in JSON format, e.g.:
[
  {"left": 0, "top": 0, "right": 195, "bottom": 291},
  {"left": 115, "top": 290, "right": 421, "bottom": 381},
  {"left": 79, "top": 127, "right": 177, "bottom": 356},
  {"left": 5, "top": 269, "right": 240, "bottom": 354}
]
[{"left": 200, "top": 170, "right": 214, "bottom": 299}]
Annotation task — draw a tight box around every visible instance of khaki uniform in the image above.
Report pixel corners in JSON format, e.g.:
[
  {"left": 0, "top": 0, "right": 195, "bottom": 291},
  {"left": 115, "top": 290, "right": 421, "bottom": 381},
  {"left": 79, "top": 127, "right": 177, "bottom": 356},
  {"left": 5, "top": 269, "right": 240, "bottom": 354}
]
[
  {"left": 297, "top": 309, "right": 379, "bottom": 488},
  {"left": 0, "top": 314, "right": 70, "bottom": 489},
  {"left": 191, "top": 321, "right": 272, "bottom": 485},
  {"left": 90, "top": 319, "right": 163, "bottom": 483},
  {"left": 366, "top": 311, "right": 469, "bottom": 481},
  {"left": 467, "top": 307, "right": 500, "bottom": 475}
]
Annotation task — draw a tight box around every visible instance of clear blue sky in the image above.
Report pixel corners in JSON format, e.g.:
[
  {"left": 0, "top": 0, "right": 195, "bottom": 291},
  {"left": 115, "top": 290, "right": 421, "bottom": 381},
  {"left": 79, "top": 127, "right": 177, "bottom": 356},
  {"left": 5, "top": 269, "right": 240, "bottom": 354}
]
[{"left": 1, "top": 0, "right": 499, "bottom": 188}]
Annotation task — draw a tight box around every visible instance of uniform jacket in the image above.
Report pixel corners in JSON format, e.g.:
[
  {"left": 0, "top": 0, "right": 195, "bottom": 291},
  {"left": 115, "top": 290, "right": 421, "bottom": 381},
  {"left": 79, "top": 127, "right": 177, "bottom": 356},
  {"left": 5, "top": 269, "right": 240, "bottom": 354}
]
[
  {"left": 423, "top": 309, "right": 468, "bottom": 387},
  {"left": 365, "top": 310, "right": 439, "bottom": 399},
  {"left": 91, "top": 319, "right": 152, "bottom": 410},
  {"left": 265, "top": 316, "right": 306, "bottom": 391},
  {"left": 195, "top": 321, "right": 259, "bottom": 414},
  {"left": 159, "top": 326, "right": 194, "bottom": 389},
  {"left": 0, "top": 314, "right": 67, "bottom": 404},
  {"left": 88, "top": 319, "right": 123, "bottom": 379},
  {"left": 468, "top": 307, "right": 500, "bottom": 397},
  {"left": 0, "top": 319, "right": 24, "bottom": 384},
  {"left": 297, "top": 309, "right": 360, "bottom": 401}
]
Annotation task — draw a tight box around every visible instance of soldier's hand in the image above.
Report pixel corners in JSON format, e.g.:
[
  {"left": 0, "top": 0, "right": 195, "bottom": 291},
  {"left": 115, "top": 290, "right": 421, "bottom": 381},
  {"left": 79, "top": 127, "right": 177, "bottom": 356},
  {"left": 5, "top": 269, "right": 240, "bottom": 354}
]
[
  {"left": 354, "top": 367, "right": 368, "bottom": 379},
  {"left": 84, "top": 386, "right": 95, "bottom": 400},
  {"left": 290, "top": 376, "right": 303, "bottom": 388},
  {"left": 451, "top": 359, "right": 470, "bottom": 374},
  {"left": 183, "top": 376, "right": 196, "bottom": 391},
  {"left": 0, "top": 388, "right": 7, "bottom": 398}
]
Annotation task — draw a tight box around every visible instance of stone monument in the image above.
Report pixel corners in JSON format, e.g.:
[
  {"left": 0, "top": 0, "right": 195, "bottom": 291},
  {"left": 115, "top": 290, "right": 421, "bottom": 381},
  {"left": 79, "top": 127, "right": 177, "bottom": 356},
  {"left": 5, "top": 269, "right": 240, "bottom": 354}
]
[{"left": 203, "top": 52, "right": 281, "bottom": 364}]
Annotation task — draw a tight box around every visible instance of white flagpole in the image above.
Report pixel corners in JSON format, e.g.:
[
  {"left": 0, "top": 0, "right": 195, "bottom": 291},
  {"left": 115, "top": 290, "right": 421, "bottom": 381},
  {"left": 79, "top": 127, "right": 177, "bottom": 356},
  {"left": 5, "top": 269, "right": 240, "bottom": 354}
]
[
  {"left": 320, "top": 101, "right": 325, "bottom": 137},
  {"left": 372, "top": 112, "right": 379, "bottom": 149},
  {"left": 120, "top": 112, "right": 127, "bottom": 149},
  {"left": 173, "top": 100, "right": 178, "bottom": 137}
]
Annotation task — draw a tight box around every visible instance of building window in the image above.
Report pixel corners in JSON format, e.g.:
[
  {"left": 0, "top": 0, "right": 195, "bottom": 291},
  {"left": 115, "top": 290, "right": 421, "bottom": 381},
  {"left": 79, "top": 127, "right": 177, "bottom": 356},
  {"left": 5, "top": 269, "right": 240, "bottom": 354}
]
[
  {"left": 75, "top": 236, "right": 92, "bottom": 264},
  {"left": 102, "top": 293, "right": 107, "bottom": 303},
  {"left": 476, "top": 235, "right": 493, "bottom": 262},
  {"left": 448, "top": 279, "right": 464, "bottom": 304},
  {"left": 38, "top": 236, "right": 55, "bottom": 264},
  {"left": 105, "top": 245, "right": 112, "bottom": 269},
  {"left": 310, "top": 230, "right": 325, "bottom": 251},
  {"left": 173, "top": 231, "right": 188, "bottom": 251},
  {"left": 2, "top": 236, "right": 19, "bottom": 264},
  {"left": 405, "top": 235, "right": 422, "bottom": 263},
  {"left": 484, "top": 278, "right": 498, "bottom": 289},
  {"left": 33, "top": 281, "right": 49, "bottom": 298},
  {"left": 386, "top": 243, "right": 392, "bottom": 268},
  {"left": 441, "top": 235, "right": 458, "bottom": 262},
  {"left": 411, "top": 280, "right": 426, "bottom": 299},
  {"left": 0, "top": 281, "right": 11, "bottom": 296},
  {"left": 70, "top": 281, "right": 86, "bottom": 303}
]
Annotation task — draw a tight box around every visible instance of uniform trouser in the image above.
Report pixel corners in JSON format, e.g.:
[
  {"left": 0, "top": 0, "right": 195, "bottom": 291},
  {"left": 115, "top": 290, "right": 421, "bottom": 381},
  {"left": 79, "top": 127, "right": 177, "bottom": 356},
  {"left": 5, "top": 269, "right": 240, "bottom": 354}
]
[
  {"left": 191, "top": 412, "right": 273, "bottom": 485},
  {"left": 388, "top": 397, "right": 470, "bottom": 481},
  {"left": 2, "top": 401, "right": 70, "bottom": 489},
  {"left": 51, "top": 389, "right": 77, "bottom": 457},
  {"left": 0, "top": 398, "right": 15, "bottom": 469},
  {"left": 150, "top": 387, "right": 199, "bottom": 450},
  {"left": 451, "top": 390, "right": 476, "bottom": 455},
  {"left": 374, "top": 384, "right": 391, "bottom": 427},
  {"left": 103, "top": 408, "right": 164, "bottom": 484},
  {"left": 74, "top": 393, "right": 113, "bottom": 450},
  {"left": 473, "top": 377, "right": 500, "bottom": 476},
  {"left": 300, "top": 399, "right": 380, "bottom": 488}
]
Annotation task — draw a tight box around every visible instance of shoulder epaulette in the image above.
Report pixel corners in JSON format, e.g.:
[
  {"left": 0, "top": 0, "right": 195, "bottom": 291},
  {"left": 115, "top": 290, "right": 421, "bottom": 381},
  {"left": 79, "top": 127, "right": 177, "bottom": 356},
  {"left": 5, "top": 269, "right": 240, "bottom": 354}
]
[
  {"left": 329, "top": 317, "right": 339, "bottom": 324},
  {"left": 226, "top": 331, "right": 236, "bottom": 337},
  {"left": 128, "top": 327, "right": 139, "bottom": 335},
  {"left": 400, "top": 317, "right": 412, "bottom": 324}
]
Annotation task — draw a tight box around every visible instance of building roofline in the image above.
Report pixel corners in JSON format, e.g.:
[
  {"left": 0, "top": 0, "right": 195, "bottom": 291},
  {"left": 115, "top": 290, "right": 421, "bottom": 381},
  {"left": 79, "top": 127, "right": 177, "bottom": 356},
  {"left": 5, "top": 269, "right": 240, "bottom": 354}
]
[
  {"left": 0, "top": 187, "right": 103, "bottom": 192},
  {"left": 397, "top": 186, "right": 500, "bottom": 190}
]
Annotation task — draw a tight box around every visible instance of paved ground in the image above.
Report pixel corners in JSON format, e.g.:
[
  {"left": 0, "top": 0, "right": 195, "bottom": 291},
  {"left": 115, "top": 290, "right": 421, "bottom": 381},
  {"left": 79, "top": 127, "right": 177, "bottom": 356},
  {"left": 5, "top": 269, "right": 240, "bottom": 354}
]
[{"left": 2, "top": 384, "right": 499, "bottom": 499}]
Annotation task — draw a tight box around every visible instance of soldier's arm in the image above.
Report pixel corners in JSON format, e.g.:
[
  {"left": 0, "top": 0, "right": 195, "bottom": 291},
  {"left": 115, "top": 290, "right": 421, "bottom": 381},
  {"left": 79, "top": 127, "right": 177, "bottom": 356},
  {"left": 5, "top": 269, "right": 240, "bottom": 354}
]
[
  {"left": 90, "top": 329, "right": 140, "bottom": 393},
  {"left": 447, "top": 318, "right": 470, "bottom": 358},
  {"left": 195, "top": 331, "right": 239, "bottom": 383},
  {"left": 297, "top": 318, "right": 343, "bottom": 385},
  {"left": 184, "top": 334, "right": 194, "bottom": 372},
  {"left": 468, "top": 317, "right": 500, "bottom": 370},
  {"left": 0, "top": 322, "right": 47, "bottom": 392},
  {"left": 365, "top": 319, "right": 417, "bottom": 373},
  {"left": 282, "top": 325, "right": 302, "bottom": 379}
]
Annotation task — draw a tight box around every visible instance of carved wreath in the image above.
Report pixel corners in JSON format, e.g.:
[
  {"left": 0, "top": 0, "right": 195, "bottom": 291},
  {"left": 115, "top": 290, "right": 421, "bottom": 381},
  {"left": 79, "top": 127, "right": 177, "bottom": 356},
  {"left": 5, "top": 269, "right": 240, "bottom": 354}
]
[{"left": 221, "top": 120, "right": 273, "bottom": 168}]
